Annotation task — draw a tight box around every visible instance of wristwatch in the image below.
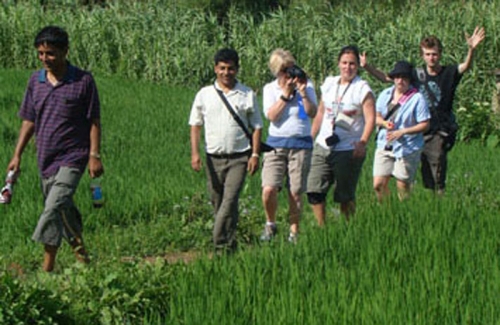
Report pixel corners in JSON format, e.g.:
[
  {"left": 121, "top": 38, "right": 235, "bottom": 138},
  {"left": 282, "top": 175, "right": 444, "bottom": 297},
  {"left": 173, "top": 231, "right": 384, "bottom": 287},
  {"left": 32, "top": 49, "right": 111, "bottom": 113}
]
[
  {"left": 90, "top": 152, "right": 101, "bottom": 159},
  {"left": 280, "top": 95, "right": 291, "bottom": 102}
]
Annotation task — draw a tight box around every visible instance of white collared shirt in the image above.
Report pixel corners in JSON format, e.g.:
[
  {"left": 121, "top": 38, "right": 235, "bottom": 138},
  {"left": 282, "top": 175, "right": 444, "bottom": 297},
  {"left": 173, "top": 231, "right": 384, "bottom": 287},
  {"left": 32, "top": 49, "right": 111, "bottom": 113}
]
[{"left": 189, "top": 81, "right": 263, "bottom": 154}]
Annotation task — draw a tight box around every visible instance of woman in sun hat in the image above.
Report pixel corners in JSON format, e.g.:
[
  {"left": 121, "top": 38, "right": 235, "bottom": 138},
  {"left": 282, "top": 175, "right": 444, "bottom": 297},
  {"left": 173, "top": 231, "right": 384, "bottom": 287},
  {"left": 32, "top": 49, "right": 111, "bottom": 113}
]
[{"left": 373, "top": 60, "right": 430, "bottom": 201}]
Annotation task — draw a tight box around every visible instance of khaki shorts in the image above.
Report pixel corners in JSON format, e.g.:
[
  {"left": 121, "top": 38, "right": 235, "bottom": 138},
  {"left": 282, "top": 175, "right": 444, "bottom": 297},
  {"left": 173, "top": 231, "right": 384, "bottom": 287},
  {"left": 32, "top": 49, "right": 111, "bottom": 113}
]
[
  {"left": 306, "top": 144, "right": 365, "bottom": 203},
  {"left": 261, "top": 148, "right": 312, "bottom": 194},
  {"left": 373, "top": 149, "right": 422, "bottom": 182}
]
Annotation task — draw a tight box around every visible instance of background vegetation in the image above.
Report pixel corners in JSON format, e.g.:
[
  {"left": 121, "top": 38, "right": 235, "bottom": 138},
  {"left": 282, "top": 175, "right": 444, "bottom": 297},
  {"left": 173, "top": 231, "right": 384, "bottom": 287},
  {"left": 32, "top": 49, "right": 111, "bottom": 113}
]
[
  {"left": 1, "top": 0, "right": 499, "bottom": 140},
  {"left": 1, "top": 1, "right": 500, "bottom": 324}
]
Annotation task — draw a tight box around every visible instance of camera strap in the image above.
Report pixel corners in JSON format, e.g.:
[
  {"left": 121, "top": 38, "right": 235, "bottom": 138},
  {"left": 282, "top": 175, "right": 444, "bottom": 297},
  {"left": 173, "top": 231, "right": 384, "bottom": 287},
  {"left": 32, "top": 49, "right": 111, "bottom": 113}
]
[
  {"left": 383, "top": 102, "right": 401, "bottom": 121},
  {"left": 374, "top": 102, "right": 401, "bottom": 143},
  {"left": 383, "top": 86, "right": 418, "bottom": 121},
  {"left": 374, "top": 86, "right": 417, "bottom": 142}
]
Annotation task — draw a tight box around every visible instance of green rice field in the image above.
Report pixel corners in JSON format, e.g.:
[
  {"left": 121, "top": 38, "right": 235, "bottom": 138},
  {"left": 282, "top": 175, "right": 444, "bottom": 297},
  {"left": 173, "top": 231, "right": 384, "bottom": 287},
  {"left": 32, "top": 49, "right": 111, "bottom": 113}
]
[
  {"left": 1, "top": 67, "right": 500, "bottom": 324},
  {"left": 1, "top": 0, "right": 500, "bottom": 323}
]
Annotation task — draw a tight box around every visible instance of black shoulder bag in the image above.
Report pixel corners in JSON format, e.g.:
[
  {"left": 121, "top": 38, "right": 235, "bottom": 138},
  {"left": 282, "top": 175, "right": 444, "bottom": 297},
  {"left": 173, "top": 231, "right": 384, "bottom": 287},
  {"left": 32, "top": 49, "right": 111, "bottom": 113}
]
[{"left": 214, "top": 86, "right": 275, "bottom": 153}]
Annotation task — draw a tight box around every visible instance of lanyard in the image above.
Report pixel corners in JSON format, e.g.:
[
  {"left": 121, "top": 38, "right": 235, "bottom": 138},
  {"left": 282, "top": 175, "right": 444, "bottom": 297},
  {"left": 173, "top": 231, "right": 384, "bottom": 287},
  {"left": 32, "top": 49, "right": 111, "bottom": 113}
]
[{"left": 335, "top": 79, "right": 352, "bottom": 108}]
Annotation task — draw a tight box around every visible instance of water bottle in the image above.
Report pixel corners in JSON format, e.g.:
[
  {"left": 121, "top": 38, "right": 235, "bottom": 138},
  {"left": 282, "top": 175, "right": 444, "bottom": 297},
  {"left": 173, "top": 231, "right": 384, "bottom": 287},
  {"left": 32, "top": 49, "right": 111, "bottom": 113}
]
[
  {"left": 0, "top": 170, "right": 19, "bottom": 205},
  {"left": 90, "top": 177, "right": 104, "bottom": 208}
]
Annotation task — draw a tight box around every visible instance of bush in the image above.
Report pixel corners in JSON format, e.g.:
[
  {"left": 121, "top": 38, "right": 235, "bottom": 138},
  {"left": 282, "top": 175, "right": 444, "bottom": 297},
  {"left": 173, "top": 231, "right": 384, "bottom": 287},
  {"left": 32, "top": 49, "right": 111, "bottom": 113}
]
[{"left": 0, "top": 271, "right": 72, "bottom": 324}]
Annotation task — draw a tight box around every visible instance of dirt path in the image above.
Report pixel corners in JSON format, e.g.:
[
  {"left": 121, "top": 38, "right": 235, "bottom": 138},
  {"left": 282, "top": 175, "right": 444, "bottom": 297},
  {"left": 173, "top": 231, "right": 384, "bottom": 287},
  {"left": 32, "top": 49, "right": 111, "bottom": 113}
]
[{"left": 121, "top": 250, "right": 209, "bottom": 265}]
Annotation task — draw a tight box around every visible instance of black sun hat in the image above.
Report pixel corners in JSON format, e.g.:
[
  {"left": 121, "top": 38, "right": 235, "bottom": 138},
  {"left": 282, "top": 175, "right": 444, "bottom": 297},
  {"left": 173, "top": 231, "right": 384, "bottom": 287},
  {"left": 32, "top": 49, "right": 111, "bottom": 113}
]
[{"left": 388, "top": 61, "right": 413, "bottom": 79}]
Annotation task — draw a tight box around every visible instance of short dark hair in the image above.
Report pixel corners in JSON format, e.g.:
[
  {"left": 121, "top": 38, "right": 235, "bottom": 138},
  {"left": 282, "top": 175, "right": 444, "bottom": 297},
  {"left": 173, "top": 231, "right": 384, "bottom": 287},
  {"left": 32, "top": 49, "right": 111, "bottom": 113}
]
[
  {"left": 214, "top": 48, "right": 239, "bottom": 67},
  {"left": 420, "top": 36, "right": 443, "bottom": 55},
  {"left": 34, "top": 26, "right": 69, "bottom": 50},
  {"left": 338, "top": 45, "right": 360, "bottom": 65}
]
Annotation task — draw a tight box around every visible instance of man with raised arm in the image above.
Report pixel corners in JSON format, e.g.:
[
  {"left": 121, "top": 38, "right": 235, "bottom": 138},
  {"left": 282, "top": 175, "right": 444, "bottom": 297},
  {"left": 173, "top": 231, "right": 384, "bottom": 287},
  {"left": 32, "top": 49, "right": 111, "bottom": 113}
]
[{"left": 361, "top": 27, "right": 485, "bottom": 194}]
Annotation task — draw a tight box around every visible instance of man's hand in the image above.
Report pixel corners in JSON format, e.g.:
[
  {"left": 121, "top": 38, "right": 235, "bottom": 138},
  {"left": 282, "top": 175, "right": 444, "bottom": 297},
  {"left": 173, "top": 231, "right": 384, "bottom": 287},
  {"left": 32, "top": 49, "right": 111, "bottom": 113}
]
[
  {"left": 360, "top": 52, "right": 368, "bottom": 68},
  {"left": 191, "top": 153, "right": 202, "bottom": 172},
  {"left": 465, "top": 26, "right": 485, "bottom": 50},
  {"left": 7, "top": 156, "right": 21, "bottom": 174},
  {"left": 247, "top": 156, "right": 259, "bottom": 175},
  {"left": 88, "top": 157, "right": 104, "bottom": 178}
]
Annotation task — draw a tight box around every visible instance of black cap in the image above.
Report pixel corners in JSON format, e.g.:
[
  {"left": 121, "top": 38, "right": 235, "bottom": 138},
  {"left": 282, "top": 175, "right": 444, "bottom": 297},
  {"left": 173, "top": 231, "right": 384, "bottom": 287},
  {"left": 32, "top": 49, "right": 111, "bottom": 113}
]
[{"left": 388, "top": 61, "right": 413, "bottom": 79}]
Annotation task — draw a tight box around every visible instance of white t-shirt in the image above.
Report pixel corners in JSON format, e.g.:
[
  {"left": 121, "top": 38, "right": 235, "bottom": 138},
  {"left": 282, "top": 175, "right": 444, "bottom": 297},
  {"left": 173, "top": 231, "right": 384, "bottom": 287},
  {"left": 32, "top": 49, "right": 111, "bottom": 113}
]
[
  {"left": 316, "top": 76, "right": 373, "bottom": 151},
  {"left": 189, "top": 81, "right": 263, "bottom": 154},
  {"left": 263, "top": 79, "right": 318, "bottom": 138}
]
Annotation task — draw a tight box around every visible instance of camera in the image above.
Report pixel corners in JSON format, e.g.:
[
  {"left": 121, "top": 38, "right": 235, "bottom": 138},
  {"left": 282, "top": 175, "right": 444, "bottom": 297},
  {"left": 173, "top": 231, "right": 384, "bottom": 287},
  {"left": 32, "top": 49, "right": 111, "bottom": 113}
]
[
  {"left": 285, "top": 65, "right": 307, "bottom": 81},
  {"left": 325, "top": 132, "right": 340, "bottom": 146}
]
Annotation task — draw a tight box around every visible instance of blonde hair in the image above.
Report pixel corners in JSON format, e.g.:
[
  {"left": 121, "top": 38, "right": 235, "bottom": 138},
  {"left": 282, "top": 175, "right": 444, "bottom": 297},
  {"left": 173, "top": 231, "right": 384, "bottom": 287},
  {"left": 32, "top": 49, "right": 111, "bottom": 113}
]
[{"left": 268, "top": 48, "right": 296, "bottom": 77}]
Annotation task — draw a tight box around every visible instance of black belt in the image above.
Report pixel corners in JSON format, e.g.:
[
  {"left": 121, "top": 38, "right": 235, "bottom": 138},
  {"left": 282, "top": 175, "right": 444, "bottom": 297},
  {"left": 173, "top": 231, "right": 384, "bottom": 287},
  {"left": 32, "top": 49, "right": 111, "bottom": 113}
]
[{"left": 207, "top": 150, "right": 250, "bottom": 159}]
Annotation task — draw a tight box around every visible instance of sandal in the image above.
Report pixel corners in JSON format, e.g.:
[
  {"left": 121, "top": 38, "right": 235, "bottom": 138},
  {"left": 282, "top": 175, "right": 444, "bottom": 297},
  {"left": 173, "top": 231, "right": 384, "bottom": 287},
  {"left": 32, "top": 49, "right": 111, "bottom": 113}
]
[{"left": 69, "top": 238, "right": 90, "bottom": 264}]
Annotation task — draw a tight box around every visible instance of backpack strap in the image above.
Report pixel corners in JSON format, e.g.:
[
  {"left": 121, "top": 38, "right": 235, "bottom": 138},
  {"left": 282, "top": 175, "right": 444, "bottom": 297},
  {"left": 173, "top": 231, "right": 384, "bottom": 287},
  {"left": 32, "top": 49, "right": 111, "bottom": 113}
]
[
  {"left": 416, "top": 67, "right": 438, "bottom": 107},
  {"left": 416, "top": 67, "right": 426, "bottom": 84},
  {"left": 416, "top": 67, "right": 446, "bottom": 133}
]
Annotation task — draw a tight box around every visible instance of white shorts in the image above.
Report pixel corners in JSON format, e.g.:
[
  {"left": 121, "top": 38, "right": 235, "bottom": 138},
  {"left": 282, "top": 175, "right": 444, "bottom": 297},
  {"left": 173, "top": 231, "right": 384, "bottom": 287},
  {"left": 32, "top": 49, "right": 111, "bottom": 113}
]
[{"left": 373, "top": 149, "right": 422, "bottom": 182}]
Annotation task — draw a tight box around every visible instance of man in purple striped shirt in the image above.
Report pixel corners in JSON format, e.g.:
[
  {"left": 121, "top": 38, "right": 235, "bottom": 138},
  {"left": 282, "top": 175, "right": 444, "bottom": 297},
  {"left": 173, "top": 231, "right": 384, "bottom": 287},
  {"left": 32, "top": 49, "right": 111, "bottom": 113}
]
[{"left": 6, "top": 26, "right": 104, "bottom": 272}]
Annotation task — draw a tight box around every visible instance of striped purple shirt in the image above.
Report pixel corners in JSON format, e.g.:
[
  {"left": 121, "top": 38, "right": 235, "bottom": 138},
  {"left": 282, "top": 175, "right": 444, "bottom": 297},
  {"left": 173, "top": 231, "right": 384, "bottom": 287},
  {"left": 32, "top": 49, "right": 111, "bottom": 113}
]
[{"left": 19, "top": 64, "right": 100, "bottom": 178}]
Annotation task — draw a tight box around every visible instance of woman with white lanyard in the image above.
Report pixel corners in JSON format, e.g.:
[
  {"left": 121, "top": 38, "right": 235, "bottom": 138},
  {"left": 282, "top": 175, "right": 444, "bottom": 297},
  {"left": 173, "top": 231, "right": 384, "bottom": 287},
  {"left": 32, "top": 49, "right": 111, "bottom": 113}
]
[{"left": 306, "top": 45, "right": 375, "bottom": 224}]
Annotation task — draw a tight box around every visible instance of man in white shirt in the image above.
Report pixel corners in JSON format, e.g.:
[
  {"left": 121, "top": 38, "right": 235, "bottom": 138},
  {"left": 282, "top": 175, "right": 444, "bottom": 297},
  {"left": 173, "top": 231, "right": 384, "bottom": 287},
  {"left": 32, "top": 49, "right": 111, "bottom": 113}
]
[{"left": 189, "top": 48, "right": 263, "bottom": 252}]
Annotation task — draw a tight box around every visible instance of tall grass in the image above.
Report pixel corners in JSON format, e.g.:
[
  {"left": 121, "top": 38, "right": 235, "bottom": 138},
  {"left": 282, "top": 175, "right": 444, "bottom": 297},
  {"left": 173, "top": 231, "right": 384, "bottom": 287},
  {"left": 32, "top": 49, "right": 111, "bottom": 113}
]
[
  {"left": 1, "top": 1, "right": 498, "bottom": 92},
  {"left": 1, "top": 0, "right": 499, "bottom": 141},
  {"left": 1, "top": 1, "right": 500, "bottom": 321},
  {"left": 1, "top": 69, "right": 500, "bottom": 324}
]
